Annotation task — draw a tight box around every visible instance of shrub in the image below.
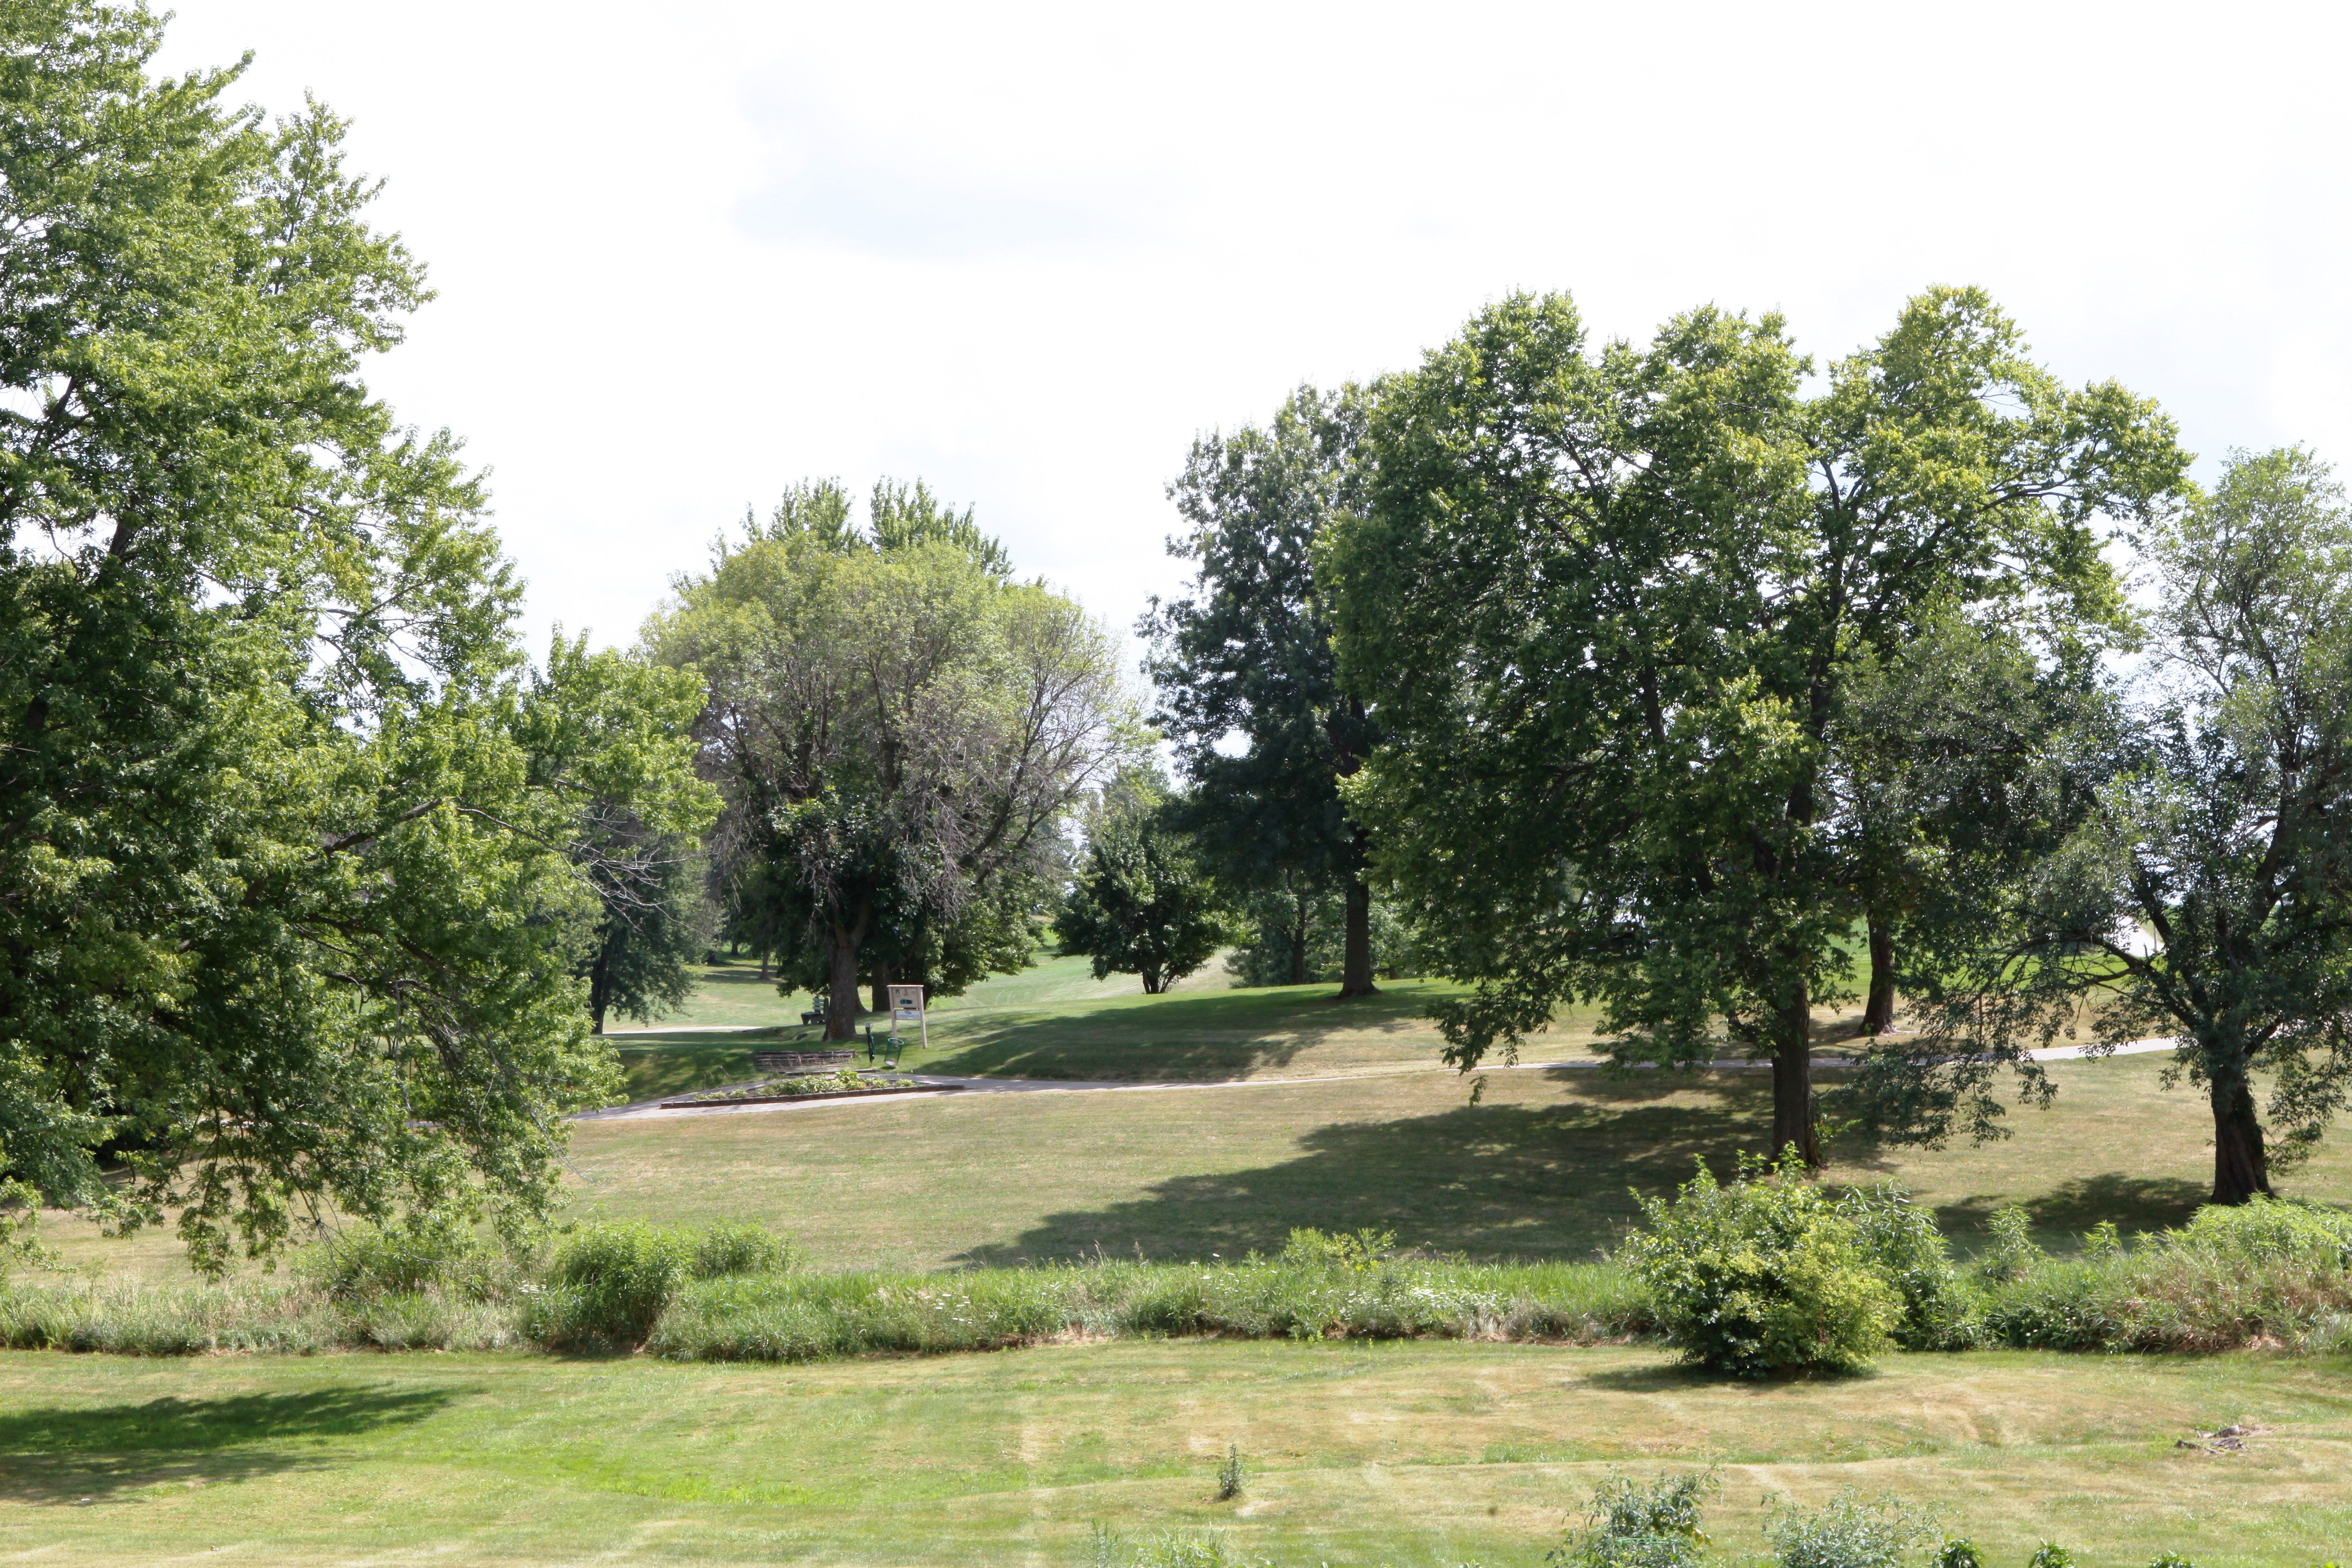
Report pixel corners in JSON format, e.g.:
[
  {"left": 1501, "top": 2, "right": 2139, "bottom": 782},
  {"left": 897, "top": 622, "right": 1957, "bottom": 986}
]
[
  {"left": 1213, "top": 1443, "right": 1244, "bottom": 1502},
  {"left": 691, "top": 1222, "right": 797, "bottom": 1279},
  {"left": 1621, "top": 1154, "right": 1903, "bottom": 1377},
  {"left": 1764, "top": 1490, "right": 1939, "bottom": 1568},
  {"left": 1552, "top": 1469, "right": 1716, "bottom": 1568},
  {"left": 1976, "top": 1204, "right": 2044, "bottom": 1282},
  {"left": 2027, "top": 1548, "right": 2075, "bottom": 1568},
  {"left": 1935, "top": 1544, "right": 1985, "bottom": 1568},
  {"left": 525, "top": 1223, "right": 695, "bottom": 1351},
  {"left": 300, "top": 1224, "right": 515, "bottom": 1303},
  {"left": 1838, "top": 1183, "right": 1976, "bottom": 1350}
]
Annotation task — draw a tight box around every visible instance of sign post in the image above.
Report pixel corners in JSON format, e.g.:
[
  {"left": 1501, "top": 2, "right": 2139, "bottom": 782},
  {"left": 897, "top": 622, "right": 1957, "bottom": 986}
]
[{"left": 887, "top": 983, "right": 926, "bottom": 1061}]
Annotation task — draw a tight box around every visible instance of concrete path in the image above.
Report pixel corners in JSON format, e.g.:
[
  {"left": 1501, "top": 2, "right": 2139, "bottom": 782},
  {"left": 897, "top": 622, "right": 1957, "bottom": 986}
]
[{"left": 575, "top": 1034, "right": 2189, "bottom": 1124}]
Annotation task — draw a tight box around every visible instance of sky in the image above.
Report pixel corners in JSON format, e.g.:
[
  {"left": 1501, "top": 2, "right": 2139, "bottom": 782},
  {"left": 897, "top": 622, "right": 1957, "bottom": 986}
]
[{"left": 153, "top": 0, "right": 2352, "bottom": 673}]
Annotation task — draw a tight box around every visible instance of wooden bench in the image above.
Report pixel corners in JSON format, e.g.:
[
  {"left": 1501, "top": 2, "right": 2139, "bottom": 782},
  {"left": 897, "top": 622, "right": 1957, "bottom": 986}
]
[{"left": 752, "top": 1048, "right": 857, "bottom": 1073}]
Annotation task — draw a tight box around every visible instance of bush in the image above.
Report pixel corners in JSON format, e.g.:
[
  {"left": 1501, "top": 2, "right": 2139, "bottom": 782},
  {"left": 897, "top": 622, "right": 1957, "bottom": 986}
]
[
  {"left": 1838, "top": 1184, "right": 1976, "bottom": 1350},
  {"left": 1553, "top": 1469, "right": 1716, "bottom": 1568},
  {"left": 525, "top": 1223, "right": 695, "bottom": 1351},
  {"left": 1976, "top": 1197, "right": 2352, "bottom": 1353},
  {"left": 300, "top": 1224, "right": 518, "bottom": 1304},
  {"left": 1621, "top": 1155, "right": 1903, "bottom": 1377},
  {"left": 692, "top": 1222, "right": 798, "bottom": 1279},
  {"left": 1764, "top": 1490, "right": 1939, "bottom": 1568}
]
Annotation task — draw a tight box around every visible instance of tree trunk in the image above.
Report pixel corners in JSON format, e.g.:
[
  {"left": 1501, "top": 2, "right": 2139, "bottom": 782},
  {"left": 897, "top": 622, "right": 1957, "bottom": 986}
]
[
  {"left": 1336, "top": 876, "right": 1379, "bottom": 999},
  {"left": 2209, "top": 1060, "right": 2272, "bottom": 1205},
  {"left": 1140, "top": 967, "right": 1165, "bottom": 995},
  {"left": 824, "top": 898, "right": 871, "bottom": 1041},
  {"left": 1770, "top": 975, "right": 1819, "bottom": 1168},
  {"left": 1861, "top": 909, "right": 1896, "bottom": 1036},
  {"left": 1289, "top": 888, "right": 1309, "bottom": 987},
  {"left": 869, "top": 957, "right": 893, "bottom": 1018}
]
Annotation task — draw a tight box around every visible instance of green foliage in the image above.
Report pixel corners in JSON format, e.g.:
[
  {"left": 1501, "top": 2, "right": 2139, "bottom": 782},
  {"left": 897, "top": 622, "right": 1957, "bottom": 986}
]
[
  {"left": 526, "top": 1222, "right": 693, "bottom": 1351},
  {"left": 1837, "top": 1184, "right": 1976, "bottom": 1350},
  {"left": 1213, "top": 1442, "right": 1244, "bottom": 1502},
  {"left": 1552, "top": 1469, "right": 1716, "bottom": 1568},
  {"left": 1620, "top": 1155, "right": 1903, "bottom": 1376},
  {"left": 1087, "top": 1528, "right": 1265, "bottom": 1568},
  {"left": 1977, "top": 1204, "right": 2046, "bottom": 1283},
  {"left": 1877, "top": 448, "right": 2352, "bottom": 1203},
  {"left": 2144, "top": 1555, "right": 2194, "bottom": 1568},
  {"left": 692, "top": 1222, "right": 798, "bottom": 1278},
  {"left": 1765, "top": 1490, "right": 1940, "bottom": 1568},
  {"left": 301, "top": 1224, "right": 504, "bottom": 1303},
  {"left": 1934, "top": 1544, "right": 1985, "bottom": 1568},
  {"left": 1977, "top": 1197, "right": 2352, "bottom": 1352},
  {"left": 1225, "top": 883, "right": 1419, "bottom": 987},
  {"left": 1323, "top": 286, "right": 2184, "bottom": 1165},
  {"left": 2027, "top": 1547, "right": 2076, "bottom": 1568},
  {"left": 523, "top": 1220, "right": 796, "bottom": 1351},
  {"left": 1145, "top": 385, "right": 1385, "bottom": 995},
  {"left": 653, "top": 488, "right": 1138, "bottom": 1035},
  {"left": 1059, "top": 771, "right": 1233, "bottom": 994},
  {"left": 0, "top": 2, "right": 711, "bottom": 1268}
]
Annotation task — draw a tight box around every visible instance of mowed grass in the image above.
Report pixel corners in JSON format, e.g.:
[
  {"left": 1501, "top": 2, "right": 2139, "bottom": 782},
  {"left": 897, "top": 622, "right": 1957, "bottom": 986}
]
[
  {"left": 556, "top": 1054, "right": 2352, "bottom": 1273},
  {"left": 1, "top": 1341, "right": 2347, "bottom": 1565},
  {"left": 605, "top": 956, "right": 1613, "bottom": 1103}
]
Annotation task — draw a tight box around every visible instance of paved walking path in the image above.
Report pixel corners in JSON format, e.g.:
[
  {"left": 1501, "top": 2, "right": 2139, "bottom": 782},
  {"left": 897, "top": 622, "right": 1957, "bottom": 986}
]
[{"left": 574, "top": 1034, "right": 2187, "bottom": 1123}]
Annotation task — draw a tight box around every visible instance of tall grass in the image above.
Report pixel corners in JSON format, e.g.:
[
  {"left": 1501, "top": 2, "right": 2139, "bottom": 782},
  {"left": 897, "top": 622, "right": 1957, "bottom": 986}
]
[
  {"left": 6, "top": 1202, "right": 2352, "bottom": 1365},
  {"left": 646, "top": 1247, "right": 1649, "bottom": 1363}
]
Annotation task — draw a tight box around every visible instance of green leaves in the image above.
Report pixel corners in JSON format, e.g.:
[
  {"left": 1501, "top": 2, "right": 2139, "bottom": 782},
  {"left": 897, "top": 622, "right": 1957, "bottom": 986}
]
[
  {"left": 1324, "top": 287, "right": 2185, "bottom": 1160},
  {"left": 0, "top": 5, "right": 708, "bottom": 1267}
]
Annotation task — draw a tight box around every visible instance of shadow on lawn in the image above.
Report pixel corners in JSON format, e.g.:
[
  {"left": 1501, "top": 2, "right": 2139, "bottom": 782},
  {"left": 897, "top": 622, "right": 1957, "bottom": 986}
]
[
  {"left": 921, "top": 984, "right": 1452, "bottom": 1081},
  {"left": 0, "top": 1385, "right": 460, "bottom": 1502},
  {"left": 954, "top": 1084, "right": 1775, "bottom": 1266},
  {"left": 1933, "top": 1172, "right": 2208, "bottom": 1249}
]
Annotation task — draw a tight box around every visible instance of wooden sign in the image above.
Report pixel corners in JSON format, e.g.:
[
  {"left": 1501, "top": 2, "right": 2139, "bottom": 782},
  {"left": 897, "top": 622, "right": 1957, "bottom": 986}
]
[{"left": 886, "top": 983, "right": 927, "bottom": 1050}]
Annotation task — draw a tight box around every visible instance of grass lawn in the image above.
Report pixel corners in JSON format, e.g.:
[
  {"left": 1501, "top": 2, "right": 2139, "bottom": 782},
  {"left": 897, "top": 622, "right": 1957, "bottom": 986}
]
[
  {"left": 554, "top": 1053, "right": 2352, "bottom": 1273},
  {"left": 606, "top": 956, "right": 1602, "bottom": 1103},
  {"left": 1, "top": 1341, "right": 2346, "bottom": 1565}
]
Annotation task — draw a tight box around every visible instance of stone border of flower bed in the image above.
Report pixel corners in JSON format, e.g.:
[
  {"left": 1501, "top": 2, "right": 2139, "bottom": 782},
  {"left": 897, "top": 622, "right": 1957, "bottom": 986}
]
[{"left": 657, "top": 1083, "right": 967, "bottom": 1111}]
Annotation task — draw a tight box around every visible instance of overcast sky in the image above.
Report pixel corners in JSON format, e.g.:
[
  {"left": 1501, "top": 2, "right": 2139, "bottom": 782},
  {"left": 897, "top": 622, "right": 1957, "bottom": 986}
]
[{"left": 155, "top": 1, "right": 2352, "bottom": 672}]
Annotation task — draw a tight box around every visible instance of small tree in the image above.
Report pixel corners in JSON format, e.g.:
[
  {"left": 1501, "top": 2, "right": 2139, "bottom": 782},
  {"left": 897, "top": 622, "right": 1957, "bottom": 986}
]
[
  {"left": 1059, "top": 774, "right": 1230, "bottom": 994},
  {"left": 1860, "top": 449, "right": 2352, "bottom": 1204}
]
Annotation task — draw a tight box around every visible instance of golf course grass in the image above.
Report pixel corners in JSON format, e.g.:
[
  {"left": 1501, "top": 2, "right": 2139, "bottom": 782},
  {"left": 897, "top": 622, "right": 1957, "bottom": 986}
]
[
  {"left": 1, "top": 1340, "right": 2345, "bottom": 1564},
  {"left": 19, "top": 961, "right": 2352, "bottom": 1564}
]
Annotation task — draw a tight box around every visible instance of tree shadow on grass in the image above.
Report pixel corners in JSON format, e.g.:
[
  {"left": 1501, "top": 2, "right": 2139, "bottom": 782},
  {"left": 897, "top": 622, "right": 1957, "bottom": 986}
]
[
  {"left": 953, "top": 1089, "right": 1774, "bottom": 1266},
  {"left": 921, "top": 985, "right": 1462, "bottom": 1082},
  {"left": 0, "top": 1385, "right": 460, "bottom": 1503},
  {"left": 1932, "top": 1172, "right": 2208, "bottom": 1251}
]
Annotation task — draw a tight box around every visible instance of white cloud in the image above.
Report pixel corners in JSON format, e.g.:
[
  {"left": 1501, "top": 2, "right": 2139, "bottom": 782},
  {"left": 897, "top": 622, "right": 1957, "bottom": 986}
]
[{"left": 152, "top": 0, "right": 2352, "bottom": 667}]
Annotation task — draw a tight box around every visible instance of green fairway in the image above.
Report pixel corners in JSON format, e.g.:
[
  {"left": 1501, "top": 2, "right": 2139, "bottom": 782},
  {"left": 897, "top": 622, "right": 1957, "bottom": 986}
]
[
  {"left": 553, "top": 1053, "right": 2352, "bottom": 1274},
  {"left": 1, "top": 1341, "right": 2345, "bottom": 1565},
  {"left": 604, "top": 957, "right": 1613, "bottom": 1103}
]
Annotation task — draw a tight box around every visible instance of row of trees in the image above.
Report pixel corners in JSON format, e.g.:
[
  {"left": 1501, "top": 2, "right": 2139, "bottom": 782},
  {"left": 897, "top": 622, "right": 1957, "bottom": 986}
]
[
  {"left": 1153, "top": 289, "right": 2352, "bottom": 1206},
  {"left": 6, "top": 3, "right": 2340, "bottom": 1275}
]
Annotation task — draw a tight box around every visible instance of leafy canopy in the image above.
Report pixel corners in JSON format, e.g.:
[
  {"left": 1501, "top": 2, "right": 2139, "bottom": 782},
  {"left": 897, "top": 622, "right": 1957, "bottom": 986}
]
[{"left": 0, "top": 1, "right": 711, "bottom": 1267}]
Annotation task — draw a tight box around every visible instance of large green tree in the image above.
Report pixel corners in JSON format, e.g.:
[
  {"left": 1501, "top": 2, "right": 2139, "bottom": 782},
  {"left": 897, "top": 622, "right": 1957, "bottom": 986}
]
[
  {"left": 1855, "top": 449, "right": 2352, "bottom": 1203},
  {"left": 1325, "top": 287, "right": 2184, "bottom": 1163},
  {"left": 1145, "top": 387, "right": 1382, "bottom": 997},
  {"left": 0, "top": 2, "right": 712, "bottom": 1266},
  {"left": 651, "top": 486, "right": 1138, "bottom": 1039}
]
